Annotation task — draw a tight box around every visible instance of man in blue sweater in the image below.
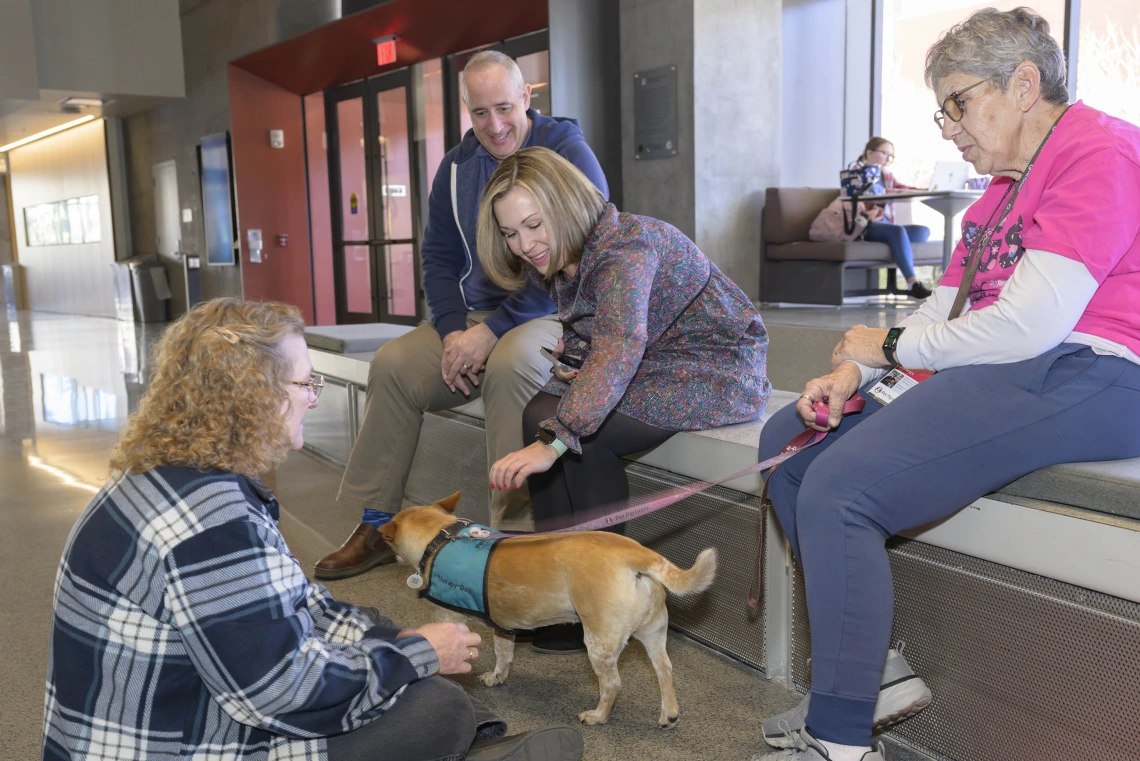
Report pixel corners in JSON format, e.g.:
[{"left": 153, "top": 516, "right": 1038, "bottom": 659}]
[{"left": 316, "top": 51, "right": 609, "bottom": 580}]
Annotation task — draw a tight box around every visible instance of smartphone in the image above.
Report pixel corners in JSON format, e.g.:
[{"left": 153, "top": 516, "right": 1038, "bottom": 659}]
[{"left": 539, "top": 346, "right": 584, "bottom": 371}]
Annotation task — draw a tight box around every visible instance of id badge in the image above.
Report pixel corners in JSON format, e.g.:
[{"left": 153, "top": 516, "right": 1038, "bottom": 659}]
[{"left": 867, "top": 366, "right": 934, "bottom": 406}]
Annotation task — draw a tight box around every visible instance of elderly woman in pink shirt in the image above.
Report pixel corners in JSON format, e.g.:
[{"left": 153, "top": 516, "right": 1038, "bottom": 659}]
[{"left": 754, "top": 8, "right": 1140, "bottom": 761}]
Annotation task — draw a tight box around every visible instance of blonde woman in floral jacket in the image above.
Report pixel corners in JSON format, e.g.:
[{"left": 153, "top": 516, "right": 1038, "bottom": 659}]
[{"left": 476, "top": 146, "right": 771, "bottom": 652}]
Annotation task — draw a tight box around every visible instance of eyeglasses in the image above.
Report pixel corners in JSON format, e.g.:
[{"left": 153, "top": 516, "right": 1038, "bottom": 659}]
[
  {"left": 289, "top": 373, "right": 324, "bottom": 401},
  {"left": 934, "top": 79, "right": 987, "bottom": 129},
  {"left": 870, "top": 147, "right": 894, "bottom": 165}
]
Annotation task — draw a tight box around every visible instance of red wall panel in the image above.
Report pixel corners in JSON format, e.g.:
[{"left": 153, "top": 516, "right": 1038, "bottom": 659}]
[{"left": 228, "top": 65, "right": 314, "bottom": 324}]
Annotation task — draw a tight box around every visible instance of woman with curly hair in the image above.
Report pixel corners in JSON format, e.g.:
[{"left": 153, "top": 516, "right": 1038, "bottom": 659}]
[{"left": 42, "top": 298, "right": 582, "bottom": 761}]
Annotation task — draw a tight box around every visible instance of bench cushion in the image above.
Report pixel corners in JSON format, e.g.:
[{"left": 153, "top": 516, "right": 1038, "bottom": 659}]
[
  {"left": 765, "top": 188, "right": 840, "bottom": 244},
  {"left": 768, "top": 241, "right": 894, "bottom": 263},
  {"left": 997, "top": 460, "right": 1140, "bottom": 521},
  {"left": 304, "top": 323, "right": 414, "bottom": 354}
]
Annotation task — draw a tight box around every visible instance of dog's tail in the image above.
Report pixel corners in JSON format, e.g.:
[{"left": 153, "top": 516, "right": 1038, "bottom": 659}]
[{"left": 642, "top": 548, "right": 717, "bottom": 596}]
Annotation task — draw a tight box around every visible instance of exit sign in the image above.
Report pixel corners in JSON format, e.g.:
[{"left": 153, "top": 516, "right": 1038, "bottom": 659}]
[{"left": 375, "top": 37, "right": 397, "bottom": 66}]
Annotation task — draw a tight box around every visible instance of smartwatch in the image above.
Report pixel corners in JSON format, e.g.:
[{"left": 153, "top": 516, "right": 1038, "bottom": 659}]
[
  {"left": 536, "top": 427, "right": 569, "bottom": 457},
  {"left": 882, "top": 327, "right": 905, "bottom": 366}
]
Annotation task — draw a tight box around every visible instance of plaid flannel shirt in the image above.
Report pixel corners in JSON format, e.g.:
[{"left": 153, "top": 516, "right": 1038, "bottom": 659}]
[{"left": 42, "top": 466, "right": 438, "bottom": 760}]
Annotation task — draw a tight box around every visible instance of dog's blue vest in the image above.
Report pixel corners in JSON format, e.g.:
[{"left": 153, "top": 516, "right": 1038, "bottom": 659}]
[{"left": 418, "top": 522, "right": 509, "bottom": 631}]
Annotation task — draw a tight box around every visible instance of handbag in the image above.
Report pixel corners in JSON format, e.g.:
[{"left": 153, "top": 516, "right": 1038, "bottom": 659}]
[
  {"left": 810, "top": 197, "right": 871, "bottom": 242},
  {"left": 839, "top": 161, "right": 885, "bottom": 198}
]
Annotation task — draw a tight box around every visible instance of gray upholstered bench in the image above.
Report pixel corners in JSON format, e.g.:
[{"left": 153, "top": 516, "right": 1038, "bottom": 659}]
[{"left": 761, "top": 187, "right": 944, "bottom": 305}]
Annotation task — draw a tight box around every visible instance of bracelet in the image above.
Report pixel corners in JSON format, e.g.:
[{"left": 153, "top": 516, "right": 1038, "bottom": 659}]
[{"left": 548, "top": 439, "right": 569, "bottom": 457}]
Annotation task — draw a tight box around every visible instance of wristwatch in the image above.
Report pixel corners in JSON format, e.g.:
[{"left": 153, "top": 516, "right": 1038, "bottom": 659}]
[
  {"left": 882, "top": 327, "right": 905, "bottom": 366},
  {"left": 536, "top": 428, "right": 558, "bottom": 445}
]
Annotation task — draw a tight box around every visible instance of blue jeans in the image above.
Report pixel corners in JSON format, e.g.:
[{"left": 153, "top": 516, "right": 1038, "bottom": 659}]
[
  {"left": 757, "top": 345, "right": 1140, "bottom": 745},
  {"left": 863, "top": 223, "right": 930, "bottom": 280}
]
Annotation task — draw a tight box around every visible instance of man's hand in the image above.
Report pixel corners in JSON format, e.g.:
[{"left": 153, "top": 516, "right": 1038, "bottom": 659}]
[
  {"left": 489, "top": 441, "right": 560, "bottom": 490},
  {"left": 830, "top": 325, "right": 891, "bottom": 370},
  {"left": 796, "top": 362, "right": 863, "bottom": 431},
  {"left": 441, "top": 323, "right": 498, "bottom": 396},
  {"left": 415, "top": 621, "right": 482, "bottom": 675}
]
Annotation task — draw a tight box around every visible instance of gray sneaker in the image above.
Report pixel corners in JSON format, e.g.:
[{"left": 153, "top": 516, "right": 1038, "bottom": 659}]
[
  {"left": 762, "top": 648, "right": 932, "bottom": 748},
  {"left": 749, "top": 728, "right": 886, "bottom": 760}
]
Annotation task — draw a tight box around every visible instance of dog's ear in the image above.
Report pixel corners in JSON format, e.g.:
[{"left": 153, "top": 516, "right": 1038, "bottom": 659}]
[
  {"left": 378, "top": 521, "right": 397, "bottom": 542},
  {"left": 434, "top": 492, "right": 462, "bottom": 513}
]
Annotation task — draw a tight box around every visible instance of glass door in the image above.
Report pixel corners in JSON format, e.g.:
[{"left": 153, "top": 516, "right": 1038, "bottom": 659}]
[{"left": 327, "top": 70, "right": 422, "bottom": 325}]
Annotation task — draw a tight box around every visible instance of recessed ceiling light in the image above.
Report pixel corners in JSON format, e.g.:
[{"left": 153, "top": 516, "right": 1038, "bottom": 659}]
[{"left": 59, "top": 97, "right": 105, "bottom": 108}]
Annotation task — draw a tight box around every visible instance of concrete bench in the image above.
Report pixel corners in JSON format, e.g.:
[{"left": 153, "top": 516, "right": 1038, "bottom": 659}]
[
  {"left": 304, "top": 345, "right": 1140, "bottom": 761},
  {"left": 761, "top": 187, "right": 943, "bottom": 305}
]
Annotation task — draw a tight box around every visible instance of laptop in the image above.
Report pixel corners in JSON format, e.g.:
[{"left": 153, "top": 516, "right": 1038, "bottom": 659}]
[{"left": 928, "top": 161, "right": 970, "bottom": 191}]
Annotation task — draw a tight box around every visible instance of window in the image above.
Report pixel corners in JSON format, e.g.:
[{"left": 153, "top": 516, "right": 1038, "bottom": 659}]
[
  {"left": 23, "top": 195, "right": 101, "bottom": 247},
  {"left": 1076, "top": 0, "right": 1140, "bottom": 125}
]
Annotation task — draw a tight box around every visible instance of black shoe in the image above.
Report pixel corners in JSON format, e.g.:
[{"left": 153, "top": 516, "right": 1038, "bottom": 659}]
[
  {"left": 908, "top": 282, "right": 933, "bottom": 299},
  {"left": 466, "top": 726, "right": 583, "bottom": 761},
  {"left": 532, "top": 623, "right": 586, "bottom": 654}
]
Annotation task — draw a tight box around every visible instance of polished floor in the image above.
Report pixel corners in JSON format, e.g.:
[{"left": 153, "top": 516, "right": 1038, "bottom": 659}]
[{"left": 0, "top": 306, "right": 930, "bottom": 761}]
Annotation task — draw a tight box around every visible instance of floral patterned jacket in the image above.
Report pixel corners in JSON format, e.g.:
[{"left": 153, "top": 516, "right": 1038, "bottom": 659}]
[{"left": 539, "top": 204, "right": 771, "bottom": 453}]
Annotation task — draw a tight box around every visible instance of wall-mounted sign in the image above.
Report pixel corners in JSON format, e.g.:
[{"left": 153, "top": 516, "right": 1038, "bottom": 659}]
[
  {"left": 375, "top": 36, "right": 397, "bottom": 66},
  {"left": 381, "top": 184, "right": 407, "bottom": 197},
  {"left": 350, "top": 192, "right": 359, "bottom": 214},
  {"left": 634, "top": 65, "right": 679, "bottom": 161}
]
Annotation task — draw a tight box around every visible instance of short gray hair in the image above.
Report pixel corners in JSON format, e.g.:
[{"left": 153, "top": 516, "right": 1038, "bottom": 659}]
[
  {"left": 461, "top": 50, "right": 527, "bottom": 104},
  {"left": 925, "top": 7, "right": 1069, "bottom": 104}
]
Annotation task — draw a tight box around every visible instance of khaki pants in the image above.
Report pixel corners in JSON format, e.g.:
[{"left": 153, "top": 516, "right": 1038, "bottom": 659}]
[{"left": 337, "top": 312, "right": 562, "bottom": 531}]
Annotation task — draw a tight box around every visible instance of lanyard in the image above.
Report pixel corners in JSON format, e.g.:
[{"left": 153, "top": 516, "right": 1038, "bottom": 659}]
[{"left": 948, "top": 105, "right": 1070, "bottom": 320}]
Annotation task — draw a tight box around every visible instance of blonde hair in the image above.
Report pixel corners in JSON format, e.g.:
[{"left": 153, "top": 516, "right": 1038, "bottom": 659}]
[
  {"left": 110, "top": 298, "right": 305, "bottom": 478},
  {"left": 476, "top": 147, "right": 607, "bottom": 290}
]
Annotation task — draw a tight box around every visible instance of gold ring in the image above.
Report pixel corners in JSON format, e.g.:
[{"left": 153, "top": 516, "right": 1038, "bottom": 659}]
[
  {"left": 469, "top": 647, "right": 476, "bottom": 660},
  {"left": 801, "top": 394, "right": 817, "bottom": 404}
]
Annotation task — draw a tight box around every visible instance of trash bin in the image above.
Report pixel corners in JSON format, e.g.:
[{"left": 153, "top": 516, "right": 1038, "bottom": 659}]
[{"left": 111, "top": 255, "right": 171, "bottom": 323}]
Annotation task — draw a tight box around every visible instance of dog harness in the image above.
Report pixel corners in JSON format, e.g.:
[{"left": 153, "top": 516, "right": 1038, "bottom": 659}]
[{"left": 415, "top": 520, "right": 511, "bottom": 633}]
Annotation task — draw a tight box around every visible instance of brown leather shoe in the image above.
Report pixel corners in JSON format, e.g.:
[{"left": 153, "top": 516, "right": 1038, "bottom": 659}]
[{"left": 313, "top": 523, "right": 396, "bottom": 580}]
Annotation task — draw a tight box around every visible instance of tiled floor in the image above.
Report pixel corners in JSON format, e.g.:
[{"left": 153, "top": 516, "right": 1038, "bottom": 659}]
[{"left": 0, "top": 306, "right": 931, "bottom": 761}]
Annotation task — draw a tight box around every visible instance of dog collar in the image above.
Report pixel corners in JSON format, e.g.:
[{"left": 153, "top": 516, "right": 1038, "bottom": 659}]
[{"left": 417, "top": 519, "right": 474, "bottom": 575}]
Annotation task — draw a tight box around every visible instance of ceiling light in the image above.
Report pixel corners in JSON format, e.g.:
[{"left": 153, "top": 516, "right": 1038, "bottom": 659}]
[
  {"left": 59, "top": 97, "right": 105, "bottom": 108},
  {"left": 0, "top": 115, "right": 96, "bottom": 153}
]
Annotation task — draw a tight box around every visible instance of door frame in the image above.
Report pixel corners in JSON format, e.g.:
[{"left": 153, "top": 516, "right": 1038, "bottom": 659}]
[{"left": 326, "top": 68, "right": 423, "bottom": 325}]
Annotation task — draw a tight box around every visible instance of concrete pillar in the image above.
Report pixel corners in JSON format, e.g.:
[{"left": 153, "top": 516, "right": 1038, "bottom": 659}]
[
  {"left": 548, "top": 0, "right": 623, "bottom": 207},
  {"left": 620, "top": 0, "right": 780, "bottom": 301}
]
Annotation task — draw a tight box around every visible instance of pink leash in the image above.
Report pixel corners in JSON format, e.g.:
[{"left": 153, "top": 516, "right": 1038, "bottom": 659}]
[{"left": 487, "top": 397, "right": 866, "bottom": 607}]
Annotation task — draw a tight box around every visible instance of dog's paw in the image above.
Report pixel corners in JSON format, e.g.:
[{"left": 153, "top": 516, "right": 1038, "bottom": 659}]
[
  {"left": 658, "top": 713, "right": 679, "bottom": 729},
  {"left": 479, "top": 671, "right": 506, "bottom": 687},
  {"left": 577, "top": 709, "right": 609, "bottom": 726}
]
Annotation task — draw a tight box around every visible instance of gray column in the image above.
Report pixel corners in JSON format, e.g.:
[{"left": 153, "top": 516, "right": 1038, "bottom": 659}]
[
  {"left": 619, "top": 0, "right": 780, "bottom": 301},
  {"left": 548, "top": 0, "right": 624, "bottom": 207}
]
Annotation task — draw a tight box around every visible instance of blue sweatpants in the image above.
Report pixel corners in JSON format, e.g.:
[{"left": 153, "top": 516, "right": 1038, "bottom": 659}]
[
  {"left": 863, "top": 222, "right": 930, "bottom": 280},
  {"left": 757, "top": 344, "right": 1140, "bottom": 745}
]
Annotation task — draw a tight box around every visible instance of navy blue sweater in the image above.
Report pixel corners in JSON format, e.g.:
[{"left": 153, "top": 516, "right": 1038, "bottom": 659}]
[{"left": 422, "top": 109, "right": 609, "bottom": 338}]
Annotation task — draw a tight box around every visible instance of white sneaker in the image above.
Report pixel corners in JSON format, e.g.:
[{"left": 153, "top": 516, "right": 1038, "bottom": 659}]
[
  {"left": 749, "top": 728, "right": 886, "bottom": 760},
  {"left": 762, "top": 648, "right": 932, "bottom": 748}
]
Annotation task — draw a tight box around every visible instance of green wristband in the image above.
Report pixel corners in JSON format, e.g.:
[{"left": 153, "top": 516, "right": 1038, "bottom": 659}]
[{"left": 548, "top": 439, "right": 569, "bottom": 457}]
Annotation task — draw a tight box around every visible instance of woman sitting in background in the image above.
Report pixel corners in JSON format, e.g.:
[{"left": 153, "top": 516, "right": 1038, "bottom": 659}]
[
  {"left": 853, "top": 137, "right": 934, "bottom": 299},
  {"left": 42, "top": 298, "right": 582, "bottom": 761},
  {"left": 478, "top": 147, "right": 771, "bottom": 653}
]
